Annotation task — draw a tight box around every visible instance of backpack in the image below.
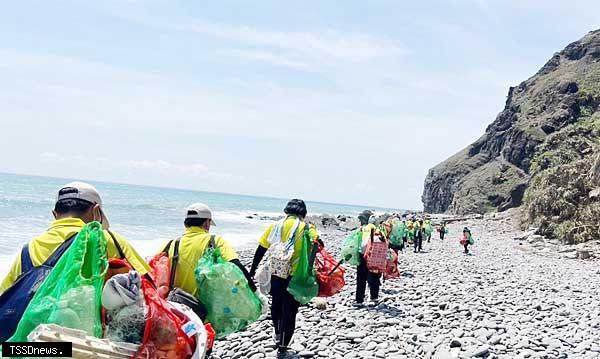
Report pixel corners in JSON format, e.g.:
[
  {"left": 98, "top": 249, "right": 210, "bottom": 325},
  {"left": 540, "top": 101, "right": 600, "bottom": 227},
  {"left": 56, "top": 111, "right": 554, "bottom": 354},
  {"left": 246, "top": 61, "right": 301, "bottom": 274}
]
[
  {"left": 364, "top": 229, "right": 388, "bottom": 273},
  {"left": 161, "top": 235, "right": 216, "bottom": 322},
  {"left": 268, "top": 218, "right": 301, "bottom": 279},
  {"left": 0, "top": 233, "right": 77, "bottom": 343}
]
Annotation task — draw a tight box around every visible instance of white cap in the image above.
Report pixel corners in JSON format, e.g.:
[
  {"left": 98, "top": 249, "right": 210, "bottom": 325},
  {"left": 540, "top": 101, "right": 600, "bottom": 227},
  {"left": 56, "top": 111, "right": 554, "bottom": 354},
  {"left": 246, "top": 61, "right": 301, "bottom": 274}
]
[
  {"left": 56, "top": 181, "right": 110, "bottom": 229},
  {"left": 185, "top": 203, "right": 216, "bottom": 226}
]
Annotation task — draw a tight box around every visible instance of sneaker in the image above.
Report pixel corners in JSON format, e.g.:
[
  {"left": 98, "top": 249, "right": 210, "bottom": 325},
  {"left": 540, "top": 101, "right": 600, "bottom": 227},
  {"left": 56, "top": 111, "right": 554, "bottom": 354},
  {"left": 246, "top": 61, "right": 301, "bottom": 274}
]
[
  {"left": 352, "top": 301, "right": 366, "bottom": 308},
  {"left": 368, "top": 299, "right": 380, "bottom": 307}
]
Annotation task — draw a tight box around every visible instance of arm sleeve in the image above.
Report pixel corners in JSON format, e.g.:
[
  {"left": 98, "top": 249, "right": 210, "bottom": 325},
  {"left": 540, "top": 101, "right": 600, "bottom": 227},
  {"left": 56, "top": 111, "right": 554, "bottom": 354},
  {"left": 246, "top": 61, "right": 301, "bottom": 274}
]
[
  {"left": 249, "top": 245, "right": 268, "bottom": 277},
  {"left": 216, "top": 236, "right": 239, "bottom": 262},
  {"left": 230, "top": 259, "right": 257, "bottom": 292},
  {"left": 258, "top": 224, "right": 275, "bottom": 249},
  {"left": 0, "top": 254, "right": 22, "bottom": 294}
]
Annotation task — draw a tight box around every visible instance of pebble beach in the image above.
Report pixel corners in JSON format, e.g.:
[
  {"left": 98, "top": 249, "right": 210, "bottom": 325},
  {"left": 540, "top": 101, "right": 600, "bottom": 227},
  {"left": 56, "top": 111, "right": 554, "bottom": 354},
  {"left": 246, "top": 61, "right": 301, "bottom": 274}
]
[{"left": 215, "top": 214, "right": 600, "bottom": 359}]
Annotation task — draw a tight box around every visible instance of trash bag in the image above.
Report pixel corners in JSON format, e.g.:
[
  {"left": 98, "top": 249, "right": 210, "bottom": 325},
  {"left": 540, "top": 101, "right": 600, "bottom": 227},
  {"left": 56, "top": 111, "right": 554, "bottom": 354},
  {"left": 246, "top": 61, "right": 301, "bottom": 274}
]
[
  {"left": 341, "top": 230, "right": 362, "bottom": 266},
  {"left": 384, "top": 250, "right": 400, "bottom": 280},
  {"left": 315, "top": 245, "right": 345, "bottom": 297},
  {"left": 105, "top": 258, "right": 194, "bottom": 358},
  {"left": 5, "top": 222, "right": 108, "bottom": 342},
  {"left": 148, "top": 252, "right": 171, "bottom": 298},
  {"left": 390, "top": 223, "right": 406, "bottom": 246},
  {"left": 287, "top": 230, "right": 319, "bottom": 305},
  {"left": 424, "top": 224, "right": 434, "bottom": 236},
  {"left": 255, "top": 264, "right": 271, "bottom": 295},
  {"left": 194, "top": 247, "right": 262, "bottom": 338},
  {"left": 364, "top": 234, "right": 388, "bottom": 274},
  {"left": 137, "top": 277, "right": 195, "bottom": 359}
]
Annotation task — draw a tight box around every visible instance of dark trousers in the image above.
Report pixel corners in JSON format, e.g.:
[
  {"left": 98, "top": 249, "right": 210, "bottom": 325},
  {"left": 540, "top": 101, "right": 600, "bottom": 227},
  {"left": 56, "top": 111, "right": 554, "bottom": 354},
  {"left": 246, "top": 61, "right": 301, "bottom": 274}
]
[
  {"left": 414, "top": 235, "right": 423, "bottom": 252},
  {"left": 440, "top": 231, "right": 445, "bottom": 240},
  {"left": 356, "top": 257, "right": 382, "bottom": 303},
  {"left": 270, "top": 276, "right": 300, "bottom": 348},
  {"left": 464, "top": 243, "right": 469, "bottom": 254}
]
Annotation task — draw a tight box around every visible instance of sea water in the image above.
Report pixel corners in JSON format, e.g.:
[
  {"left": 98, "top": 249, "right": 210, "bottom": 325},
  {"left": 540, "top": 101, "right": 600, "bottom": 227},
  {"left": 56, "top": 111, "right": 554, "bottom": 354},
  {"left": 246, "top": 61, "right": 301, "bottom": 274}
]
[{"left": 0, "top": 172, "right": 402, "bottom": 277}]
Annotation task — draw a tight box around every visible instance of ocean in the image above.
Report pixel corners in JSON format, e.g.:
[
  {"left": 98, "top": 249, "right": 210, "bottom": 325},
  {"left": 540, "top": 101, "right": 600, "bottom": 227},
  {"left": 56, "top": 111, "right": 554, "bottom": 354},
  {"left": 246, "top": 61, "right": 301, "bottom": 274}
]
[{"left": 0, "top": 172, "right": 403, "bottom": 278}]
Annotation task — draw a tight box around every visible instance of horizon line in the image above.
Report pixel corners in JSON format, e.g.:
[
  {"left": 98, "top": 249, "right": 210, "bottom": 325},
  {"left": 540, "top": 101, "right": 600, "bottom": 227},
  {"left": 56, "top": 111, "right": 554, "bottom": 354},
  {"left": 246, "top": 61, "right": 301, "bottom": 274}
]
[{"left": 0, "top": 171, "right": 414, "bottom": 213}]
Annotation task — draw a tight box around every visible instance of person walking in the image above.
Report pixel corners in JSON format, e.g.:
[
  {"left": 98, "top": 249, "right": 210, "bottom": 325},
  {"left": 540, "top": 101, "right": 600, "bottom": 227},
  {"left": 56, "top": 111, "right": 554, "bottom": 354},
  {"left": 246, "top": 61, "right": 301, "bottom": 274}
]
[
  {"left": 439, "top": 222, "right": 447, "bottom": 240},
  {"left": 352, "top": 210, "right": 383, "bottom": 308},
  {"left": 414, "top": 219, "right": 424, "bottom": 253},
  {"left": 461, "top": 227, "right": 473, "bottom": 254},
  {"left": 249, "top": 199, "right": 319, "bottom": 359}
]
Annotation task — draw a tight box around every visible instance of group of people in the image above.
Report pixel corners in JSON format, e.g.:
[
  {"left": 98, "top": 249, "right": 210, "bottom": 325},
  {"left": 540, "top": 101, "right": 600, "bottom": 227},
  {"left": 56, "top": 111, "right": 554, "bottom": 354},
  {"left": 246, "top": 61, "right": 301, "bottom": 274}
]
[
  {"left": 348, "top": 212, "right": 475, "bottom": 307},
  {"left": 0, "top": 182, "right": 325, "bottom": 358},
  {"left": 0, "top": 181, "right": 474, "bottom": 359}
]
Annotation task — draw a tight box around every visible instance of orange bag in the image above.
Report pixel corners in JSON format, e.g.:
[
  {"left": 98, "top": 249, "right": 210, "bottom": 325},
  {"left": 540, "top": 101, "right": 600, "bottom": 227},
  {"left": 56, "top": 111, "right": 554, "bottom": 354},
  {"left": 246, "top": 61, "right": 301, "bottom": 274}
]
[
  {"left": 136, "top": 278, "right": 195, "bottom": 359},
  {"left": 364, "top": 230, "right": 388, "bottom": 273},
  {"left": 315, "top": 246, "right": 345, "bottom": 297},
  {"left": 384, "top": 250, "right": 400, "bottom": 280},
  {"left": 149, "top": 253, "right": 171, "bottom": 298}
]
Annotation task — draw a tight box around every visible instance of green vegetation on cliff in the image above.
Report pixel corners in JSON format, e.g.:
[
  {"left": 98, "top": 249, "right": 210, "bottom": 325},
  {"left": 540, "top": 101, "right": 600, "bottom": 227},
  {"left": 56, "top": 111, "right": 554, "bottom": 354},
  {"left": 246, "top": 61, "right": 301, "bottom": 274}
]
[{"left": 423, "top": 29, "right": 600, "bottom": 243}]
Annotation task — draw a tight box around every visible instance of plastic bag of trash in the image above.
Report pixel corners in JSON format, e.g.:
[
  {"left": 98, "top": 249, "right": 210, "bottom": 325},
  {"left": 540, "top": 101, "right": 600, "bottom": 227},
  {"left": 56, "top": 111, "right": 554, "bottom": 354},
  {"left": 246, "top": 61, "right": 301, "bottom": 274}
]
[
  {"left": 390, "top": 222, "right": 406, "bottom": 246},
  {"left": 287, "top": 230, "right": 319, "bottom": 305},
  {"left": 341, "top": 230, "right": 362, "bottom": 266},
  {"left": 6, "top": 222, "right": 108, "bottom": 342},
  {"left": 194, "top": 247, "right": 262, "bottom": 338}
]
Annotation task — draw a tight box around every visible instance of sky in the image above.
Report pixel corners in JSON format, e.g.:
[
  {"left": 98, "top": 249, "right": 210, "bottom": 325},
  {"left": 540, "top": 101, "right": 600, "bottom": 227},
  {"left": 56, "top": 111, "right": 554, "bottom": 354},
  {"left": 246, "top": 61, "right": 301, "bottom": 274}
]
[{"left": 1, "top": 1, "right": 599, "bottom": 209}]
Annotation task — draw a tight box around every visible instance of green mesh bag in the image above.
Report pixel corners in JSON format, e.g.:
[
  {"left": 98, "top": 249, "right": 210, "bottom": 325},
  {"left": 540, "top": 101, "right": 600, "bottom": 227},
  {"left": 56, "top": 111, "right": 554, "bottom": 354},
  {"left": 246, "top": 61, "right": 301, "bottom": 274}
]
[
  {"left": 6, "top": 221, "right": 108, "bottom": 342},
  {"left": 390, "top": 223, "right": 406, "bottom": 246},
  {"left": 287, "top": 230, "right": 319, "bottom": 305},
  {"left": 194, "top": 247, "right": 262, "bottom": 338},
  {"left": 341, "top": 230, "right": 362, "bottom": 266}
]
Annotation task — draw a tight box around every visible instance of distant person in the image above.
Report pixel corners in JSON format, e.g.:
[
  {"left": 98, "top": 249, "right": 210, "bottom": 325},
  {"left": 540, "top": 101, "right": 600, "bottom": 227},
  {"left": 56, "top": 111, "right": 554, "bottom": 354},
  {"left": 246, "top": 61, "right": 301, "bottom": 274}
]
[
  {"left": 424, "top": 218, "right": 433, "bottom": 243},
  {"left": 353, "top": 210, "right": 383, "bottom": 308},
  {"left": 414, "top": 219, "right": 424, "bottom": 253},
  {"left": 461, "top": 227, "right": 473, "bottom": 255},
  {"left": 0, "top": 182, "right": 150, "bottom": 294},
  {"left": 249, "top": 199, "right": 319, "bottom": 359},
  {"left": 438, "top": 222, "right": 447, "bottom": 240}
]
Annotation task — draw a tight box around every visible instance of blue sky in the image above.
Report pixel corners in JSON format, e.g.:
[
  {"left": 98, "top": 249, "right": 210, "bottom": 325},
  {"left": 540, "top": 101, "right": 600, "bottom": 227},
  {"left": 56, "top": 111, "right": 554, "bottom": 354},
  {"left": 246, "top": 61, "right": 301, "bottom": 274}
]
[{"left": 1, "top": 0, "right": 598, "bottom": 209}]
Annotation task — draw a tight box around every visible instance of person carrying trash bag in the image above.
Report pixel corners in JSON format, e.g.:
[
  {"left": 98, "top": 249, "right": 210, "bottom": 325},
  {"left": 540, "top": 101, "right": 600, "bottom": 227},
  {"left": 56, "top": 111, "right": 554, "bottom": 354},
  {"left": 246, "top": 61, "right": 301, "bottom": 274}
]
[
  {"left": 0, "top": 182, "right": 150, "bottom": 343},
  {"left": 2, "top": 221, "right": 108, "bottom": 347},
  {"left": 249, "top": 199, "right": 320, "bottom": 359},
  {"left": 352, "top": 210, "right": 385, "bottom": 308},
  {"left": 438, "top": 221, "right": 448, "bottom": 240},
  {"left": 424, "top": 218, "right": 434, "bottom": 243},
  {"left": 460, "top": 227, "right": 475, "bottom": 255},
  {"left": 156, "top": 204, "right": 268, "bottom": 334}
]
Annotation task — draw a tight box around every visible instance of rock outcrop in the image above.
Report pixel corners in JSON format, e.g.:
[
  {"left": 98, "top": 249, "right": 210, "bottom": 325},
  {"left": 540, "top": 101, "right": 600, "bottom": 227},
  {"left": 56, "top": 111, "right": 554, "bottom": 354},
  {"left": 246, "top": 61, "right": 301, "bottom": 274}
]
[{"left": 422, "top": 29, "right": 600, "bottom": 243}]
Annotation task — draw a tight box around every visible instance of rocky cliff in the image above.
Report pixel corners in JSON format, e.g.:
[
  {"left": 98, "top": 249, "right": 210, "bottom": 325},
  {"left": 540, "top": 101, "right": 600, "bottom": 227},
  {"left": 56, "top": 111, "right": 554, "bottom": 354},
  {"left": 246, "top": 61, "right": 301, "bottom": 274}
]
[{"left": 422, "top": 29, "right": 600, "bottom": 243}]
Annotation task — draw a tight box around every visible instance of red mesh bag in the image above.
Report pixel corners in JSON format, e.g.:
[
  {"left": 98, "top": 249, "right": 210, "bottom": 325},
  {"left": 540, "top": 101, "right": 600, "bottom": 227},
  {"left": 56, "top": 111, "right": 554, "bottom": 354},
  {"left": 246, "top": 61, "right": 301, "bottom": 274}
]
[
  {"left": 364, "top": 232, "right": 388, "bottom": 273},
  {"left": 315, "top": 246, "right": 345, "bottom": 297},
  {"left": 384, "top": 250, "right": 400, "bottom": 280},
  {"left": 136, "top": 279, "right": 195, "bottom": 359}
]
